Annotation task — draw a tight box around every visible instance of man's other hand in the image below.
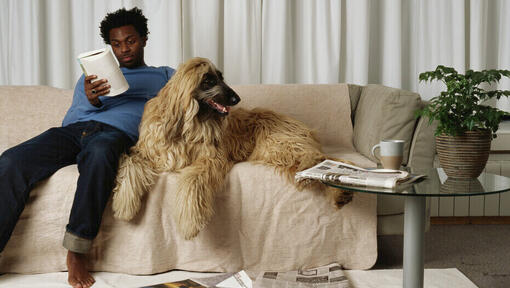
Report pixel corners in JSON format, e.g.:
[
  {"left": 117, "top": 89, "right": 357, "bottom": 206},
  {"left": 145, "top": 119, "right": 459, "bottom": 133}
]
[{"left": 84, "top": 75, "right": 110, "bottom": 107}]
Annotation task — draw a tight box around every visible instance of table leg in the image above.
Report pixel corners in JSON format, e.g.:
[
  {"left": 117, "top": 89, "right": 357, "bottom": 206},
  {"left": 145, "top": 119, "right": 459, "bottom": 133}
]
[{"left": 403, "top": 196, "right": 426, "bottom": 288}]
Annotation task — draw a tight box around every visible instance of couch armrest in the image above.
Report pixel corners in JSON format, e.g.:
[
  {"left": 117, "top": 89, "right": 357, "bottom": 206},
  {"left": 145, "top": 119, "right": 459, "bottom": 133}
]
[{"left": 407, "top": 108, "right": 437, "bottom": 169}]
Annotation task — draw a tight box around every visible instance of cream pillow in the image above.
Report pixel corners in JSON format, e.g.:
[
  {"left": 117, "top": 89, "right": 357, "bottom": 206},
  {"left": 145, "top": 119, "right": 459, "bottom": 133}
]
[{"left": 353, "top": 84, "right": 422, "bottom": 165}]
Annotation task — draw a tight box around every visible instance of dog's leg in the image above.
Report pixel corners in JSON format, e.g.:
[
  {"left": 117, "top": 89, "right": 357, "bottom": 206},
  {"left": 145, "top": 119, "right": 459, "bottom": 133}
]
[
  {"left": 173, "top": 156, "right": 232, "bottom": 240},
  {"left": 251, "top": 135, "right": 354, "bottom": 209},
  {"left": 292, "top": 155, "right": 355, "bottom": 208},
  {"left": 112, "top": 153, "right": 158, "bottom": 220}
]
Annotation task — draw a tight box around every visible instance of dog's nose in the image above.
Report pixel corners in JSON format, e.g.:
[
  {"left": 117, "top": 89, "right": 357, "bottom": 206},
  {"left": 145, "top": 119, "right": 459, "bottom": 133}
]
[{"left": 230, "top": 94, "right": 240, "bottom": 105}]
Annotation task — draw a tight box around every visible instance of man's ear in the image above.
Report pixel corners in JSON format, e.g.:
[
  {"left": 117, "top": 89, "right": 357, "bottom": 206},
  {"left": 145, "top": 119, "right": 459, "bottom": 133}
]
[{"left": 142, "top": 37, "right": 148, "bottom": 47}]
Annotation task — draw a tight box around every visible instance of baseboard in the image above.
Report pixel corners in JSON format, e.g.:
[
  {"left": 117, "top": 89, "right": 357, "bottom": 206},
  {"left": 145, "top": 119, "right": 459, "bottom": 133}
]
[{"left": 431, "top": 216, "right": 510, "bottom": 225}]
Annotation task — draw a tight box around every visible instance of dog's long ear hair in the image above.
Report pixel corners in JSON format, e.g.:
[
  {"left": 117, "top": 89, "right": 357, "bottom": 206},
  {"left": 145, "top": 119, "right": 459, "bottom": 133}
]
[{"left": 140, "top": 58, "right": 212, "bottom": 141}]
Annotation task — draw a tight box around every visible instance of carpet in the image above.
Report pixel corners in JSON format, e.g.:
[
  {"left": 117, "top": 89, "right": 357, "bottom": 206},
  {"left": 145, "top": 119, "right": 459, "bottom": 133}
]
[{"left": 0, "top": 268, "right": 477, "bottom": 288}]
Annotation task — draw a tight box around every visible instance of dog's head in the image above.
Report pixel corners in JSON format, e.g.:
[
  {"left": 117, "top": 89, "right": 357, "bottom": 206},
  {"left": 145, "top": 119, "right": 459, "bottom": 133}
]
[
  {"left": 195, "top": 63, "right": 240, "bottom": 116},
  {"left": 170, "top": 57, "right": 240, "bottom": 118}
]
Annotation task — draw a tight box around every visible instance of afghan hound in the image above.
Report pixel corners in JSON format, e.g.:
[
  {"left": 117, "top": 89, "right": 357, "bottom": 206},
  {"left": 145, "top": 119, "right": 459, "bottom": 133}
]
[{"left": 112, "top": 57, "right": 352, "bottom": 240}]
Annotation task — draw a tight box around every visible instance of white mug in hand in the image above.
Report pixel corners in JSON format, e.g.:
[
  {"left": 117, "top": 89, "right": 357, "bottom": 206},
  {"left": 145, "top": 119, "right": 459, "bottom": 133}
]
[{"left": 371, "top": 140, "right": 405, "bottom": 170}]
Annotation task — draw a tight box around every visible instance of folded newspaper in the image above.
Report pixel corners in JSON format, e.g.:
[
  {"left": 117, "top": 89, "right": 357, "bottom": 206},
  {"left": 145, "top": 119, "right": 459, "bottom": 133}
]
[
  {"left": 254, "top": 263, "right": 350, "bottom": 288},
  {"left": 140, "top": 271, "right": 251, "bottom": 288},
  {"left": 295, "top": 159, "right": 425, "bottom": 189},
  {"left": 191, "top": 271, "right": 252, "bottom": 288},
  {"left": 140, "top": 263, "right": 348, "bottom": 288}
]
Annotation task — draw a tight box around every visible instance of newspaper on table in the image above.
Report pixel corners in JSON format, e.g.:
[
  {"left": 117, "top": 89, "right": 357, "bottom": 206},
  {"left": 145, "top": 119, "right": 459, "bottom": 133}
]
[
  {"left": 295, "top": 159, "right": 425, "bottom": 189},
  {"left": 253, "top": 263, "right": 350, "bottom": 288}
]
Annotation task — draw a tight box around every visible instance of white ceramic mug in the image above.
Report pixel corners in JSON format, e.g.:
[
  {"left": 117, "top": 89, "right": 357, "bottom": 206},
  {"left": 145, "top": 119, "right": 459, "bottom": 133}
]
[{"left": 371, "top": 140, "right": 405, "bottom": 170}]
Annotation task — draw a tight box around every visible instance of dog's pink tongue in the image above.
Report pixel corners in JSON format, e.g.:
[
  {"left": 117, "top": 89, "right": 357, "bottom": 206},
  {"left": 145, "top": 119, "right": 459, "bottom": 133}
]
[{"left": 206, "top": 99, "right": 230, "bottom": 113}]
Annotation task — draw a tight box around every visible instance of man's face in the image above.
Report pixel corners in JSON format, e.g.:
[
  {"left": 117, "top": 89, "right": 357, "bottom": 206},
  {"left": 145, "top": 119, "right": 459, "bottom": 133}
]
[{"left": 109, "top": 25, "right": 146, "bottom": 68}]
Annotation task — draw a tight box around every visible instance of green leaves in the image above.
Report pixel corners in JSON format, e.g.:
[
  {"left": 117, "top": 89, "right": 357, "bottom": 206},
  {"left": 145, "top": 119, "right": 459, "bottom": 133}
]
[{"left": 417, "top": 65, "right": 510, "bottom": 136}]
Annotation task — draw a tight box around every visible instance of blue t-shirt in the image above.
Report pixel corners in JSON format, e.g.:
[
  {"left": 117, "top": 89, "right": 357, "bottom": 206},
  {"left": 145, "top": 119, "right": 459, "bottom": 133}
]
[{"left": 62, "top": 65, "right": 175, "bottom": 141}]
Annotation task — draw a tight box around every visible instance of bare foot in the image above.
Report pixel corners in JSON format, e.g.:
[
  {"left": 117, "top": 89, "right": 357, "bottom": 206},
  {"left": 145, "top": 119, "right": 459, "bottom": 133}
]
[{"left": 67, "top": 251, "right": 95, "bottom": 288}]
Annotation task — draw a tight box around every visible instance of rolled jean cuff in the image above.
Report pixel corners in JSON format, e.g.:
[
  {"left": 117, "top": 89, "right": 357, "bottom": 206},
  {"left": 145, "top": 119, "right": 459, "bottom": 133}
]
[{"left": 62, "top": 231, "right": 92, "bottom": 254}]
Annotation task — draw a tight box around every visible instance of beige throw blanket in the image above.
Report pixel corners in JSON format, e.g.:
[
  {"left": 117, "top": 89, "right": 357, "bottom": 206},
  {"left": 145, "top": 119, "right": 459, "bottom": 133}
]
[{"left": 0, "top": 84, "right": 376, "bottom": 274}]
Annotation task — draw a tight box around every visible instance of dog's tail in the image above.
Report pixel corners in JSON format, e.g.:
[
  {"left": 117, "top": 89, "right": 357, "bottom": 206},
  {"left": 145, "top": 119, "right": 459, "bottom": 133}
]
[{"left": 112, "top": 153, "right": 158, "bottom": 221}]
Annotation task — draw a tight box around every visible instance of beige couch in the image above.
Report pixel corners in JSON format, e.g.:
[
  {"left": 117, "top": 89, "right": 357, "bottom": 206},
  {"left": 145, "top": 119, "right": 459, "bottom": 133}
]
[{"left": 0, "top": 84, "right": 435, "bottom": 274}]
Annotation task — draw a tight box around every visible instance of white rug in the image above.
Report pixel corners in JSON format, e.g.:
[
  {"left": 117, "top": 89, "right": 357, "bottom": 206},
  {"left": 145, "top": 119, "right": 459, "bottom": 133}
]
[{"left": 0, "top": 268, "right": 478, "bottom": 288}]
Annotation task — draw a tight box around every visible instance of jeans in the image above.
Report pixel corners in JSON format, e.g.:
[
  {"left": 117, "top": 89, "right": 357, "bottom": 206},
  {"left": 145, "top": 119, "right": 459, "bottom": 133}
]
[{"left": 0, "top": 120, "right": 134, "bottom": 253}]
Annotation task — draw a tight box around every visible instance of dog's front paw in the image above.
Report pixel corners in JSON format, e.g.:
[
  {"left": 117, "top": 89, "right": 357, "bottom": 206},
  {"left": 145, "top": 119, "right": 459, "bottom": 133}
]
[
  {"left": 326, "top": 187, "right": 353, "bottom": 209},
  {"left": 112, "top": 153, "right": 158, "bottom": 221},
  {"left": 174, "top": 173, "right": 215, "bottom": 240},
  {"left": 180, "top": 221, "right": 202, "bottom": 240},
  {"left": 112, "top": 186, "right": 141, "bottom": 221}
]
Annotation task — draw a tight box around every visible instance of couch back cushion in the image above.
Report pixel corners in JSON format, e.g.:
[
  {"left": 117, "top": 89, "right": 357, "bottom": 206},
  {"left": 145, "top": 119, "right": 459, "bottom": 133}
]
[
  {"left": 353, "top": 84, "right": 422, "bottom": 165},
  {"left": 0, "top": 86, "right": 73, "bottom": 153},
  {"left": 232, "top": 84, "right": 354, "bottom": 150}
]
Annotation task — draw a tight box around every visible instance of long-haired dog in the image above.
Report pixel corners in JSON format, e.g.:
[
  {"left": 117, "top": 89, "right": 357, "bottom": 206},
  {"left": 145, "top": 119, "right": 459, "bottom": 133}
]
[{"left": 112, "top": 57, "right": 352, "bottom": 240}]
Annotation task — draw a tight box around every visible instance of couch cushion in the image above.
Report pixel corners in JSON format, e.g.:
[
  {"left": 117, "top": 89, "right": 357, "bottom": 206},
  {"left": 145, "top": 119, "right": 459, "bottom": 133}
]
[
  {"left": 353, "top": 84, "right": 422, "bottom": 165},
  {"left": 232, "top": 84, "right": 355, "bottom": 151},
  {"left": 323, "top": 146, "right": 377, "bottom": 169},
  {"left": 0, "top": 86, "right": 73, "bottom": 153}
]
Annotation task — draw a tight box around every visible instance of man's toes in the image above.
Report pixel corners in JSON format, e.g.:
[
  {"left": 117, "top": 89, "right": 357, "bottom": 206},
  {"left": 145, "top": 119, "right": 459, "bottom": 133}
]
[
  {"left": 84, "top": 277, "right": 95, "bottom": 287},
  {"left": 68, "top": 277, "right": 80, "bottom": 288}
]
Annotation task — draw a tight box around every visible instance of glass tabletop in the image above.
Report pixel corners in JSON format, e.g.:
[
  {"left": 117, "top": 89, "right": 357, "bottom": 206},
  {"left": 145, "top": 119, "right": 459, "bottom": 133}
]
[{"left": 323, "top": 168, "right": 510, "bottom": 197}]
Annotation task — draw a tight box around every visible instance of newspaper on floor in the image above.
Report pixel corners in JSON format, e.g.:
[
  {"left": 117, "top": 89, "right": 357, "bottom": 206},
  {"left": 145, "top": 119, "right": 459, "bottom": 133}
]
[
  {"left": 253, "top": 263, "right": 350, "bottom": 288},
  {"left": 192, "top": 271, "right": 252, "bottom": 288},
  {"left": 295, "top": 159, "right": 426, "bottom": 189}
]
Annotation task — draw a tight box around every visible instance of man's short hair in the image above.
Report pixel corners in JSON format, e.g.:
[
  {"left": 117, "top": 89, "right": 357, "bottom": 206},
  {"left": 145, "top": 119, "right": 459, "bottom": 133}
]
[{"left": 100, "top": 7, "right": 149, "bottom": 44}]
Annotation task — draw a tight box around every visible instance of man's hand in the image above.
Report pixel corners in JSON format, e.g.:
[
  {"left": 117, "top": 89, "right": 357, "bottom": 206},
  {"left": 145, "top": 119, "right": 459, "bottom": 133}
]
[{"left": 84, "top": 75, "right": 110, "bottom": 107}]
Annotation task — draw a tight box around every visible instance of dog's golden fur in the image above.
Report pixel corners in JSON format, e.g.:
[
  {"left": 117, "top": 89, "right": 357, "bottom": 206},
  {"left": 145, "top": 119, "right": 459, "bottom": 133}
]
[{"left": 112, "top": 57, "right": 351, "bottom": 240}]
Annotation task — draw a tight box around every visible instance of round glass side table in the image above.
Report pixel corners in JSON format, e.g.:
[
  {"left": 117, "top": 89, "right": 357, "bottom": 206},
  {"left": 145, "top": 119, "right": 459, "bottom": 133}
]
[{"left": 324, "top": 168, "right": 510, "bottom": 288}]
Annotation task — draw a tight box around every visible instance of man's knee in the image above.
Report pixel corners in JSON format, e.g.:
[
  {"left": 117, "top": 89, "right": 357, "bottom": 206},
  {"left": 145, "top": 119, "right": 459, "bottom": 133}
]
[
  {"left": 0, "top": 149, "right": 24, "bottom": 174},
  {"left": 78, "top": 141, "right": 128, "bottom": 169},
  {"left": 80, "top": 145, "right": 118, "bottom": 164}
]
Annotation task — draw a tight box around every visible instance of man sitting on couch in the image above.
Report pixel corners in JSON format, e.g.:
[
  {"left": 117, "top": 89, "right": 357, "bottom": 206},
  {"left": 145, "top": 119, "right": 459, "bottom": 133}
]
[{"left": 0, "top": 7, "right": 174, "bottom": 288}]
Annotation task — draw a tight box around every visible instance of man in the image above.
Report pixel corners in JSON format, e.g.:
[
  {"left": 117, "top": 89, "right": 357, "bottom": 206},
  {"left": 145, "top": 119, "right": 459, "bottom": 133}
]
[{"left": 0, "top": 7, "right": 174, "bottom": 288}]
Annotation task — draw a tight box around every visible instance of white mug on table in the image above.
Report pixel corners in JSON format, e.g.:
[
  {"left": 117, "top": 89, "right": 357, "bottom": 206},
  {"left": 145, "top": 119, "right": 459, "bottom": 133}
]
[{"left": 371, "top": 140, "right": 405, "bottom": 170}]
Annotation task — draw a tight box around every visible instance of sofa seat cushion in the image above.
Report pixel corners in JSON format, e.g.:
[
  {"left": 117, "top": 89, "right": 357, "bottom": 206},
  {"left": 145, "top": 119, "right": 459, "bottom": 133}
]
[{"left": 0, "top": 162, "right": 377, "bottom": 274}]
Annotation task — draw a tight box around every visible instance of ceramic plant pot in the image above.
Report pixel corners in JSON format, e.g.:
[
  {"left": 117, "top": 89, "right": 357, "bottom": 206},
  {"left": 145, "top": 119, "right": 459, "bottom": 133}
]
[{"left": 435, "top": 130, "right": 492, "bottom": 179}]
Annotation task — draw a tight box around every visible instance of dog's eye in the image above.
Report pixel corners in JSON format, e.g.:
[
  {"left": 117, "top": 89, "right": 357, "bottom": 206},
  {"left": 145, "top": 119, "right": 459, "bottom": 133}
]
[{"left": 203, "top": 76, "right": 217, "bottom": 87}]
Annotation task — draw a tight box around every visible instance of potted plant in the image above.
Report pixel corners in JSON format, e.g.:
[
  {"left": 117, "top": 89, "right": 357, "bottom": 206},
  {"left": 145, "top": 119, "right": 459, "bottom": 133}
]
[{"left": 417, "top": 65, "right": 510, "bottom": 179}]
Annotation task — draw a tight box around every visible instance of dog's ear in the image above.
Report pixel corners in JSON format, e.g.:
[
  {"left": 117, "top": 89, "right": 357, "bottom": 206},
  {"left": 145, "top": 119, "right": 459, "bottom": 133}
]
[
  {"left": 182, "top": 96, "right": 200, "bottom": 136},
  {"left": 142, "top": 58, "right": 214, "bottom": 140},
  {"left": 147, "top": 62, "right": 204, "bottom": 139}
]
